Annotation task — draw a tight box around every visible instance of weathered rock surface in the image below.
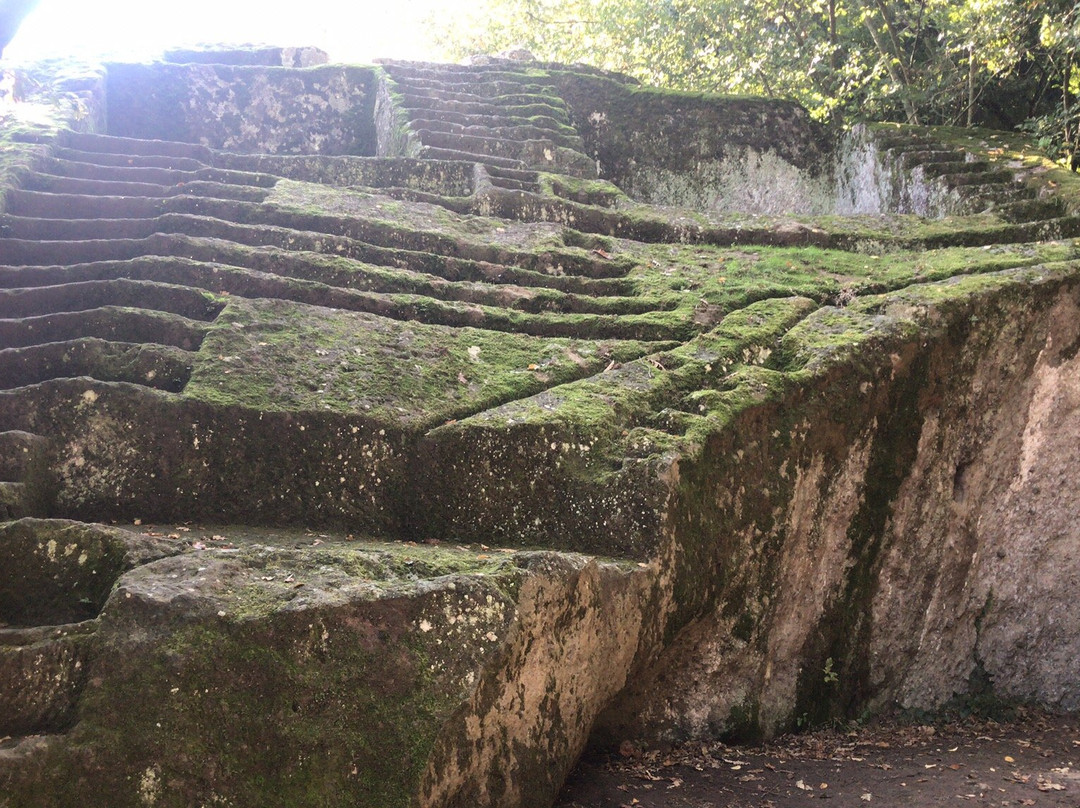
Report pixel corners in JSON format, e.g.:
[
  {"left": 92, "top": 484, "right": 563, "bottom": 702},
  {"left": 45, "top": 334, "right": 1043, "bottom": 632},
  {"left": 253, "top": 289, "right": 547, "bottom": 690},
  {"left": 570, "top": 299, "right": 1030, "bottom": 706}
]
[
  {"left": 2, "top": 525, "right": 651, "bottom": 807},
  {"left": 1, "top": 49, "right": 1079, "bottom": 807}
]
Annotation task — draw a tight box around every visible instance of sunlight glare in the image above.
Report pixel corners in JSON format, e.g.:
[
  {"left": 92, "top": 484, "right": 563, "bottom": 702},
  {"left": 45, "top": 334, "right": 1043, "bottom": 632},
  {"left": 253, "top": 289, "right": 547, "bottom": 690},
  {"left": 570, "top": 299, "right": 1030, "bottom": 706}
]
[{"left": 4, "top": 0, "right": 462, "bottom": 64}]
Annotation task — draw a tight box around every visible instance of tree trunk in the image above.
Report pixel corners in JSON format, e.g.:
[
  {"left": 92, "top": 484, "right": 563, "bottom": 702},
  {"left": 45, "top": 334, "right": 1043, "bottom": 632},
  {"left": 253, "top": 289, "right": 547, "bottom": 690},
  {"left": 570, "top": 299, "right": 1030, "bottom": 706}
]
[
  {"left": 967, "top": 44, "right": 976, "bottom": 128},
  {"left": 1064, "top": 57, "right": 1073, "bottom": 150},
  {"left": 862, "top": 13, "right": 919, "bottom": 123}
]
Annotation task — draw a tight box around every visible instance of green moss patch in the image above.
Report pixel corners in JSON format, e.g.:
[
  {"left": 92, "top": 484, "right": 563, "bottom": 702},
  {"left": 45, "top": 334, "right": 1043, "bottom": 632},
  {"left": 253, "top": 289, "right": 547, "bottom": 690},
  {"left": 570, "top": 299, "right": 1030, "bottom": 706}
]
[{"left": 184, "top": 297, "right": 655, "bottom": 427}]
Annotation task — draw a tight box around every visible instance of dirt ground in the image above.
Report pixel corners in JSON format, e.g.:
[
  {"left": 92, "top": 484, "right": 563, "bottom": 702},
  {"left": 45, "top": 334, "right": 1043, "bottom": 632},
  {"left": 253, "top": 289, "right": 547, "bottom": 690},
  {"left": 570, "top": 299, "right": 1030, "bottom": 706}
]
[{"left": 556, "top": 708, "right": 1080, "bottom": 808}]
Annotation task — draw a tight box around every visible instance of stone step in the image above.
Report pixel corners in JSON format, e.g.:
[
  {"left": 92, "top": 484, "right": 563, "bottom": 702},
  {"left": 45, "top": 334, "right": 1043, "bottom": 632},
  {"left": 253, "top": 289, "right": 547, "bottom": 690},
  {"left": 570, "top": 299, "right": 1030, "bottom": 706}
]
[
  {"left": 0, "top": 622, "right": 98, "bottom": 736},
  {"left": 0, "top": 481, "right": 31, "bottom": 519},
  {"left": 20, "top": 173, "right": 271, "bottom": 203},
  {"left": 0, "top": 431, "right": 48, "bottom": 481},
  {"left": 919, "top": 159, "right": 990, "bottom": 178},
  {"left": 0, "top": 248, "right": 657, "bottom": 317},
  {"left": 0, "top": 213, "right": 162, "bottom": 240},
  {"left": 0, "top": 252, "right": 652, "bottom": 330},
  {"left": 0, "top": 260, "right": 659, "bottom": 340},
  {"left": 415, "top": 129, "right": 559, "bottom": 161},
  {"left": 488, "top": 176, "right": 541, "bottom": 193},
  {"left": 36, "top": 156, "right": 276, "bottom": 188},
  {"left": 896, "top": 149, "right": 968, "bottom": 168},
  {"left": 0, "top": 236, "right": 637, "bottom": 298},
  {"left": 0, "top": 233, "right": 593, "bottom": 295},
  {"left": 0, "top": 279, "right": 226, "bottom": 321},
  {"left": 0, "top": 339, "right": 195, "bottom": 393},
  {"left": 2, "top": 206, "right": 631, "bottom": 282},
  {"left": 3, "top": 190, "right": 166, "bottom": 220},
  {"left": 401, "top": 96, "right": 570, "bottom": 122},
  {"left": 0, "top": 734, "right": 56, "bottom": 766},
  {"left": 380, "top": 62, "right": 557, "bottom": 81},
  {"left": 940, "top": 169, "right": 1015, "bottom": 187},
  {"left": 388, "top": 74, "right": 558, "bottom": 96},
  {"left": 919, "top": 214, "right": 1080, "bottom": 248},
  {"left": 52, "top": 146, "right": 207, "bottom": 172},
  {"left": 538, "top": 147, "right": 599, "bottom": 179},
  {"left": 0, "top": 307, "right": 209, "bottom": 351},
  {"left": 395, "top": 81, "right": 559, "bottom": 103},
  {"left": 417, "top": 145, "right": 529, "bottom": 170},
  {"left": 952, "top": 183, "right": 1035, "bottom": 203},
  {"left": 485, "top": 165, "right": 541, "bottom": 183},
  {"left": 400, "top": 108, "right": 570, "bottom": 132},
  {"left": 0, "top": 234, "right": 160, "bottom": 264},
  {"left": 61, "top": 131, "right": 214, "bottom": 161},
  {"left": 21, "top": 173, "right": 183, "bottom": 197},
  {"left": 383, "top": 58, "right": 637, "bottom": 83},
  {"left": 874, "top": 135, "right": 940, "bottom": 151},
  {"left": 1, "top": 270, "right": 650, "bottom": 335},
  {"left": 408, "top": 117, "right": 584, "bottom": 150},
  {"left": 2, "top": 193, "right": 569, "bottom": 261},
  {"left": 995, "top": 198, "right": 1067, "bottom": 223},
  {"left": 393, "top": 84, "right": 566, "bottom": 110},
  {"left": 3, "top": 192, "right": 256, "bottom": 225},
  {"left": 549, "top": 177, "right": 623, "bottom": 208}
]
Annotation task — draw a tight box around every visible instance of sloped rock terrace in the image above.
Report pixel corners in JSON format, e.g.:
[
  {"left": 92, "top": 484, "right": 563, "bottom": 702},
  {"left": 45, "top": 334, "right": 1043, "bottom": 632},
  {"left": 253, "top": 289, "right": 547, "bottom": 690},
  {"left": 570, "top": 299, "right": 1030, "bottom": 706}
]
[{"left": 1, "top": 54, "right": 1079, "bottom": 808}]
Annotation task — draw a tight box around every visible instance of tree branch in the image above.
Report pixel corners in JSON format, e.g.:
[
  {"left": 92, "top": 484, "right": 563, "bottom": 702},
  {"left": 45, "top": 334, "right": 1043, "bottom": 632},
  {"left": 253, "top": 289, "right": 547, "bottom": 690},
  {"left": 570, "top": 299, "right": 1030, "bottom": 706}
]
[
  {"left": 524, "top": 10, "right": 596, "bottom": 27},
  {"left": 861, "top": 9, "right": 920, "bottom": 123}
]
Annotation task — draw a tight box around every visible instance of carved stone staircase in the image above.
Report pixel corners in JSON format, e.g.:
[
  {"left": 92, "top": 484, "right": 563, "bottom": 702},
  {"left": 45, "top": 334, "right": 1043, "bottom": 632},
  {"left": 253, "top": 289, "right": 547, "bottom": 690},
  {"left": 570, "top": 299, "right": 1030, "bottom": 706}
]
[
  {"left": 3, "top": 56, "right": 1080, "bottom": 808},
  {"left": 379, "top": 60, "right": 596, "bottom": 186},
  {"left": 0, "top": 519, "right": 177, "bottom": 776},
  {"left": 875, "top": 134, "right": 1067, "bottom": 222}
]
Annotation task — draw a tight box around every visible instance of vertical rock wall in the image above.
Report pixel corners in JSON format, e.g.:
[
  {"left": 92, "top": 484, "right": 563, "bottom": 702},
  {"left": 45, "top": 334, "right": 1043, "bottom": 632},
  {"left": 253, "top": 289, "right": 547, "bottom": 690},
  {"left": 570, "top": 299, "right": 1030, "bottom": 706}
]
[
  {"left": 555, "top": 71, "right": 836, "bottom": 215},
  {"left": 104, "top": 63, "right": 379, "bottom": 154},
  {"left": 595, "top": 270, "right": 1080, "bottom": 743}
]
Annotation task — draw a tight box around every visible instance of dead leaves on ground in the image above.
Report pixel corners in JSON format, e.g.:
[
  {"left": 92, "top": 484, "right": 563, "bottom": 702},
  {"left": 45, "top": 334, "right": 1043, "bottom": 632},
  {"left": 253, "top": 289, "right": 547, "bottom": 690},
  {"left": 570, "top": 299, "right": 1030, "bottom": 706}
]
[{"left": 596, "top": 711, "right": 1078, "bottom": 807}]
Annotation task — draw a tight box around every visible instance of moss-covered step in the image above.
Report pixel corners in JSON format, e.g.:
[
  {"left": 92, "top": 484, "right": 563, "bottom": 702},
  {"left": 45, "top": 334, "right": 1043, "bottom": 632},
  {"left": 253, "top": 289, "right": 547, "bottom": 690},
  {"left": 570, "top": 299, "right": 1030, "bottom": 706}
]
[
  {"left": 0, "top": 519, "right": 656, "bottom": 808},
  {"left": 0, "top": 519, "right": 180, "bottom": 736}
]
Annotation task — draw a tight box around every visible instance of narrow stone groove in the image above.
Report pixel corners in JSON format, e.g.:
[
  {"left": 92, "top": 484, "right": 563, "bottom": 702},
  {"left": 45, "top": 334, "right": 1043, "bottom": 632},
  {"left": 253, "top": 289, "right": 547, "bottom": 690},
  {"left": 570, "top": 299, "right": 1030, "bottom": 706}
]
[{"left": 0, "top": 339, "right": 195, "bottom": 393}]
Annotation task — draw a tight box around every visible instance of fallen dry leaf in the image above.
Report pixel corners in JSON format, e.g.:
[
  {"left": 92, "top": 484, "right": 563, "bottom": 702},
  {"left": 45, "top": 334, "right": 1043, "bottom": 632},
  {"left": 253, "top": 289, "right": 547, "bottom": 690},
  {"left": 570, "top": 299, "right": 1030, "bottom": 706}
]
[
  {"left": 1036, "top": 777, "right": 1065, "bottom": 792},
  {"left": 566, "top": 350, "right": 589, "bottom": 368}
]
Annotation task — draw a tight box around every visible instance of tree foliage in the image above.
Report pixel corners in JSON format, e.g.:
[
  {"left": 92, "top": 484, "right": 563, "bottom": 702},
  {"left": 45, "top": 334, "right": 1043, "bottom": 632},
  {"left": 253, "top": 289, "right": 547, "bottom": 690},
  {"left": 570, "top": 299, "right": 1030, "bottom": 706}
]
[{"left": 428, "top": 0, "right": 1080, "bottom": 164}]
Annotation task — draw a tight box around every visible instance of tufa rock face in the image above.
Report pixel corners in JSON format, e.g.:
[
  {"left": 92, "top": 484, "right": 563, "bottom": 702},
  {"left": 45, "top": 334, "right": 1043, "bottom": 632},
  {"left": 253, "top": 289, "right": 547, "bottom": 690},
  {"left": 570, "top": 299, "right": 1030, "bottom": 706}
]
[
  {"left": 5, "top": 534, "right": 651, "bottom": 808},
  {"left": 1, "top": 49, "right": 1079, "bottom": 806},
  {"left": 105, "top": 62, "right": 377, "bottom": 154},
  {"left": 594, "top": 270, "right": 1080, "bottom": 742}
]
